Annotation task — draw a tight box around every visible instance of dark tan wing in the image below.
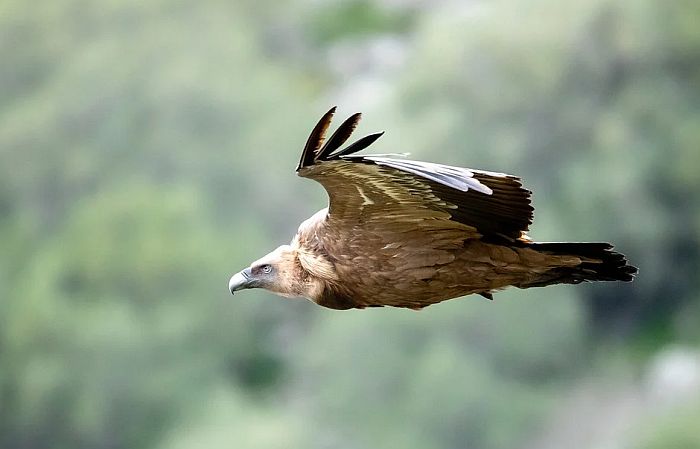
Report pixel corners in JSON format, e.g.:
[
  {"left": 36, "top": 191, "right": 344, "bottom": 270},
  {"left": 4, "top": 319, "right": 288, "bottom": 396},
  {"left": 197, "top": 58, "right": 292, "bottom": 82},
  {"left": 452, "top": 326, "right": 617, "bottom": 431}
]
[{"left": 297, "top": 108, "right": 533, "bottom": 241}]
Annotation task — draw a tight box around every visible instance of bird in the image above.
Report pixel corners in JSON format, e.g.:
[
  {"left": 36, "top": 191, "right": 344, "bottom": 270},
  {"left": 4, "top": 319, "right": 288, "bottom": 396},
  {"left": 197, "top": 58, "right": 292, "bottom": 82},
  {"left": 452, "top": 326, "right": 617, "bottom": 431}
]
[{"left": 228, "top": 107, "right": 637, "bottom": 310}]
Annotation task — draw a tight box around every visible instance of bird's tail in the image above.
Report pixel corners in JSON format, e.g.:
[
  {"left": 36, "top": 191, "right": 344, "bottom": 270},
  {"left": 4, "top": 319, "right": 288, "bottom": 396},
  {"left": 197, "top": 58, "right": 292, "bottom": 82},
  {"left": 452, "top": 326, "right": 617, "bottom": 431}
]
[{"left": 519, "top": 242, "right": 637, "bottom": 288}]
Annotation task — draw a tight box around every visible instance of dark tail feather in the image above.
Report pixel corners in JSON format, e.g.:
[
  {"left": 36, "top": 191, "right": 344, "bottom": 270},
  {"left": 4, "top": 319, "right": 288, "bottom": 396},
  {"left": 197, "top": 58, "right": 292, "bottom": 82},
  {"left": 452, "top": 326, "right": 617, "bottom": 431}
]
[{"left": 521, "top": 242, "right": 637, "bottom": 288}]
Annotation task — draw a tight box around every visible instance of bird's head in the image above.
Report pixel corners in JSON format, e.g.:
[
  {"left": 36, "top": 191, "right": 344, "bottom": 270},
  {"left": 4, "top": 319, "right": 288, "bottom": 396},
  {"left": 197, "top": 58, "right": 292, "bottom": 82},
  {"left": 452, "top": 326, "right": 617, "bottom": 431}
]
[{"left": 228, "top": 245, "right": 306, "bottom": 298}]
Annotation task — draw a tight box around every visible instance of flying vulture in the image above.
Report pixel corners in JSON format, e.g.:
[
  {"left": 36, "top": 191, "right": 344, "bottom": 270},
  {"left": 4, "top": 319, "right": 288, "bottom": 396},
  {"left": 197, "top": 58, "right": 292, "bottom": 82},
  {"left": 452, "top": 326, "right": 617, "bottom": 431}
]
[{"left": 229, "top": 108, "right": 636, "bottom": 310}]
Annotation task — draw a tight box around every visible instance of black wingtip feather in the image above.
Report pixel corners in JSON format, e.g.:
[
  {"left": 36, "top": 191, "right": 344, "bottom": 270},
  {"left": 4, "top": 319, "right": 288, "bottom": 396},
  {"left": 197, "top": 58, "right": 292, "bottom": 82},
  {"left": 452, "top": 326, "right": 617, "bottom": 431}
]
[
  {"left": 297, "top": 106, "right": 336, "bottom": 171},
  {"left": 298, "top": 109, "right": 384, "bottom": 171},
  {"left": 316, "top": 113, "right": 362, "bottom": 161},
  {"left": 331, "top": 132, "right": 385, "bottom": 159}
]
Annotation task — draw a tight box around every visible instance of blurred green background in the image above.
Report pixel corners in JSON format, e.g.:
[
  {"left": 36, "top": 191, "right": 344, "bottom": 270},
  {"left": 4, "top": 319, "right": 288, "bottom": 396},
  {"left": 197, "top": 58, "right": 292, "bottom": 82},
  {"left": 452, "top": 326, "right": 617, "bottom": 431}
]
[{"left": 1, "top": 0, "right": 699, "bottom": 448}]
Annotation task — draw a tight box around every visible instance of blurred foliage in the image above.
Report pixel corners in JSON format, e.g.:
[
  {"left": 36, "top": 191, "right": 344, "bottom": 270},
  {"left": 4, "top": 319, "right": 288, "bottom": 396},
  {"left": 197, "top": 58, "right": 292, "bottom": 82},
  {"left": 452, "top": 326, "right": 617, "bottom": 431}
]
[
  {"left": 633, "top": 400, "right": 700, "bottom": 449},
  {"left": 307, "top": 0, "right": 414, "bottom": 43},
  {"left": 0, "top": 0, "right": 698, "bottom": 448}
]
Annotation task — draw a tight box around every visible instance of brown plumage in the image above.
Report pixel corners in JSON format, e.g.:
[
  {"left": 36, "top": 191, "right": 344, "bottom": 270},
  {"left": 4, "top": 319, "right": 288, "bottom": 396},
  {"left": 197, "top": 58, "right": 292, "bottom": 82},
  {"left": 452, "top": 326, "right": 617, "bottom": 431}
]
[{"left": 228, "top": 107, "right": 637, "bottom": 310}]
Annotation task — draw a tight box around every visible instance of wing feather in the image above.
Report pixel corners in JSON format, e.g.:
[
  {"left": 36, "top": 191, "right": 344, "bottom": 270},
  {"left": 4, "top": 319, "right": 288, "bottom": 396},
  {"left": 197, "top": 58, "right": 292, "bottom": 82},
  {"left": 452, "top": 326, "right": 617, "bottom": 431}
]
[
  {"left": 296, "top": 109, "right": 534, "bottom": 241},
  {"left": 328, "top": 132, "right": 385, "bottom": 159},
  {"left": 315, "top": 113, "right": 362, "bottom": 161},
  {"left": 297, "top": 107, "right": 336, "bottom": 171},
  {"left": 359, "top": 156, "right": 494, "bottom": 195}
]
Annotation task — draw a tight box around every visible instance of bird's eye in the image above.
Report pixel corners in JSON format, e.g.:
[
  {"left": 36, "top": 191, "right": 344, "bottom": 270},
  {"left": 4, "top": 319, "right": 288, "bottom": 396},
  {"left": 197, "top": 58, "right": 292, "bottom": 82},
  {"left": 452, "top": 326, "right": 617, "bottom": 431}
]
[{"left": 261, "top": 264, "right": 272, "bottom": 274}]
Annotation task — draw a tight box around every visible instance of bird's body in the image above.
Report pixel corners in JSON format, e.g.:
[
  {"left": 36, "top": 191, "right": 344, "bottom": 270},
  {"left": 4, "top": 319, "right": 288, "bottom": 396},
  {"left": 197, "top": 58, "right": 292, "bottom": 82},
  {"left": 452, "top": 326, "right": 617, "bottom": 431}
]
[{"left": 229, "top": 108, "right": 636, "bottom": 309}]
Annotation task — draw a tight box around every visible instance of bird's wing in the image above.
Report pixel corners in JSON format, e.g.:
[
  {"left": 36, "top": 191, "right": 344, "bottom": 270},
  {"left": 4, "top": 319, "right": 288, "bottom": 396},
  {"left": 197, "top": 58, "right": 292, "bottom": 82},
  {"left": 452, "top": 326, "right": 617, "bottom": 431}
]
[{"left": 296, "top": 108, "right": 533, "bottom": 242}]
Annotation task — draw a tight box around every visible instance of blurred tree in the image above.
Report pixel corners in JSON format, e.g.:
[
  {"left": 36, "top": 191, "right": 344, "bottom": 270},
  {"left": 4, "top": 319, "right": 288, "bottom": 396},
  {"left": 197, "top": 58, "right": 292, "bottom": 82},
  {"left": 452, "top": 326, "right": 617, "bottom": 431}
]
[{"left": 633, "top": 401, "right": 700, "bottom": 449}]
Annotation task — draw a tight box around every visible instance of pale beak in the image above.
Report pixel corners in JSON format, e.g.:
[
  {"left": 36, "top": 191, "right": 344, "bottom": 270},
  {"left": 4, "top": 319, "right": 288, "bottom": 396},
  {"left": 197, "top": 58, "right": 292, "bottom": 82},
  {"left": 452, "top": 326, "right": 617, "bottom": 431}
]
[{"left": 229, "top": 267, "right": 253, "bottom": 295}]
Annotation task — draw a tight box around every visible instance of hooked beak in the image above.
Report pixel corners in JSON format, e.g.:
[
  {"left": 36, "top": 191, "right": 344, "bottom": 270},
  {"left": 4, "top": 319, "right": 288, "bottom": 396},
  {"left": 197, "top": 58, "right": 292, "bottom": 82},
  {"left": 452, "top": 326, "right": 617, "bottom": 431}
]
[{"left": 229, "top": 267, "right": 253, "bottom": 295}]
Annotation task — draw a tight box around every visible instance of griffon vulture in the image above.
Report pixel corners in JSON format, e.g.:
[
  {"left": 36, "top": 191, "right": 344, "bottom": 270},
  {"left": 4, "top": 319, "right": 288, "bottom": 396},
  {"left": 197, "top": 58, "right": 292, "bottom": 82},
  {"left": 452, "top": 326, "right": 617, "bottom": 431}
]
[{"left": 229, "top": 108, "right": 636, "bottom": 310}]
